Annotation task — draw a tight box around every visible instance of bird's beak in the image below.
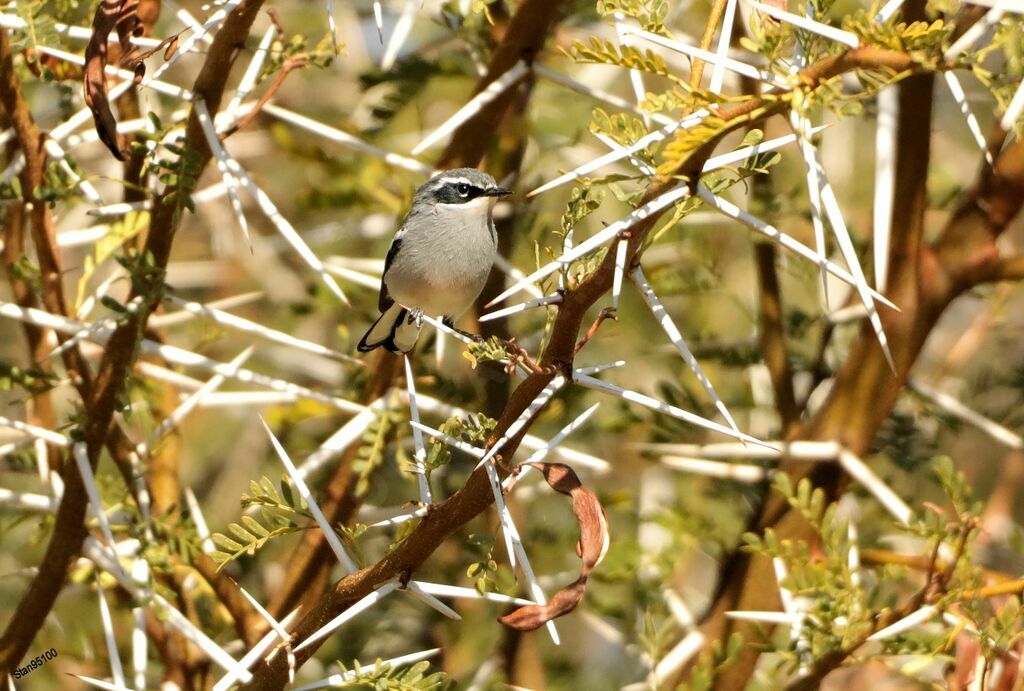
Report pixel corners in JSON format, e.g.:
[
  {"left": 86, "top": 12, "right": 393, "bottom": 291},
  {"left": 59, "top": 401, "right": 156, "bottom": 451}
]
[{"left": 484, "top": 187, "right": 513, "bottom": 198}]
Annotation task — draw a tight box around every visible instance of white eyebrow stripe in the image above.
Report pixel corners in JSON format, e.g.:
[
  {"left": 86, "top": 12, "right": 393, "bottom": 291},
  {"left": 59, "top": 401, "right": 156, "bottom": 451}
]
[{"left": 435, "top": 177, "right": 475, "bottom": 187}]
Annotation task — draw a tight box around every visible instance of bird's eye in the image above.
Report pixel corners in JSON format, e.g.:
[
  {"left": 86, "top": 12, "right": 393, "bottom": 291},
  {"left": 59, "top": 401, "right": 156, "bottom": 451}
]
[{"left": 456, "top": 183, "right": 470, "bottom": 196}]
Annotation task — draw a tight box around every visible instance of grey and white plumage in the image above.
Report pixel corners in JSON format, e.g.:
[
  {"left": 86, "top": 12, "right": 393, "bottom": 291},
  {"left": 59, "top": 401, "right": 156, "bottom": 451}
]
[{"left": 358, "top": 168, "right": 511, "bottom": 353}]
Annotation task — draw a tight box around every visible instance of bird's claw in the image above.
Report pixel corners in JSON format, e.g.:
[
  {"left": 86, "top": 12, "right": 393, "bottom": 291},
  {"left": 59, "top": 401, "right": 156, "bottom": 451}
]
[{"left": 408, "top": 308, "right": 425, "bottom": 329}]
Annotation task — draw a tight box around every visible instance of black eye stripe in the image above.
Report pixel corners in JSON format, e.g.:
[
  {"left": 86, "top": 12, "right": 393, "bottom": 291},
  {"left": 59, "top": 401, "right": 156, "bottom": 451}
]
[{"left": 429, "top": 180, "right": 491, "bottom": 204}]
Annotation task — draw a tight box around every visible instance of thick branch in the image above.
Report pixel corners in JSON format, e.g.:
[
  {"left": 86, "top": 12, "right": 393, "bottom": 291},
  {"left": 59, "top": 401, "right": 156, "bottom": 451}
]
[
  {"left": 0, "top": 0, "right": 266, "bottom": 672},
  {"left": 244, "top": 38, "right": 956, "bottom": 691}
]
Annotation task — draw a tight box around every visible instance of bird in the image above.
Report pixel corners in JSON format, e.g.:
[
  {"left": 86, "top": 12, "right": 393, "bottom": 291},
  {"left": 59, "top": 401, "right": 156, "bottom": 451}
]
[{"left": 358, "top": 168, "right": 512, "bottom": 354}]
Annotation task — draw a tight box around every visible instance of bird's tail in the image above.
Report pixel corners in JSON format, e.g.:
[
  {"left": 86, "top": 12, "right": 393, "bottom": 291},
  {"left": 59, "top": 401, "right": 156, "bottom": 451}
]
[{"left": 357, "top": 304, "right": 420, "bottom": 353}]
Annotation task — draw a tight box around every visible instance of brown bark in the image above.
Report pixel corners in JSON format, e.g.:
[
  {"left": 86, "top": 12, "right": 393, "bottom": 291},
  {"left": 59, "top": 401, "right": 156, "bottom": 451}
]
[{"left": 0, "top": 0, "right": 267, "bottom": 673}]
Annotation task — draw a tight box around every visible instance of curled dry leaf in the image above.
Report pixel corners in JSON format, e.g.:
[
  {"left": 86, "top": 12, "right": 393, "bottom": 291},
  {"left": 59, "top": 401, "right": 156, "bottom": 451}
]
[
  {"left": 85, "top": 0, "right": 141, "bottom": 160},
  {"left": 499, "top": 462, "right": 610, "bottom": 631}
]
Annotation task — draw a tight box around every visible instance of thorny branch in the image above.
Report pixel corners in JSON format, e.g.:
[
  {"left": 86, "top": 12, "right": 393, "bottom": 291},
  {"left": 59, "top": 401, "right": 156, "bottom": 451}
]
[
  {"left": 241, "top": 35, "right": 957, "bottom": 690},
  {"left": 0, "top": 0, "right": 268, "bottom": 674}
]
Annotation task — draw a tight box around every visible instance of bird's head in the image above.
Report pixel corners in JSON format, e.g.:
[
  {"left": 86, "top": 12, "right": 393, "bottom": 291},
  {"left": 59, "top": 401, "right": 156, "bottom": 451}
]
[{"left": 416, "top": 168, "right": 512, "bottom": 214}]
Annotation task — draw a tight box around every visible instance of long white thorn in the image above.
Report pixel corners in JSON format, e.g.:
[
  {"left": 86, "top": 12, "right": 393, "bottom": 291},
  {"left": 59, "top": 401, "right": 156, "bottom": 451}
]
[
  {"left": 611, "top": 239, "right": 629, "bottom": 310},
  {"left": 944, "top": 8, "right": 1003, "bottom": 61},
  {"left": 263, "top": 104, "right": 432, "bottom": 173},
  {"left": 163, "top": 295, "right": 359, "bottom": 363},
  {"left": 326, "top": 0, "right": 339, "bottom": 52},
  {"left": 0, "top": 416, "right": 69, "bottom": 447},
  {"left": 748, "top": 0, "right": 859, "bottom": 47},
  {"left": 868, "top": 605, "right": 936, "bottom": 641},
  {"left": 477, "top": 378, "right": 565, "bottom": 468},
  {"left": 837, "top": 449, "right": 912, "bottom": 524},
  {"left": 632, "top": 266, "right": 740, "bottom": 435},
  {"left": 260, "top": 417, "right": 358, "bottom": 572},
  {"left": 660, "top": 455, "right": 770, "bottom": 481},
  {"left": 620, "top": 26, "right": 787, "bottom": 87},
  {"left": 501, "top": 128, "right": 818, "bottom": 308},
  {"left": 875, "top": 0, "right": 904, "bottom": 21},
  {"left": 403, "top": 581, "right": 462, "bottom": 620},
  {"left": 294, "top": 582, "right": 400, "bottom": 651},
  {"left": 815, "top": 164, "right": 895, "bottom": 370},
  {"left": 534, "top": 65, "right": 674, "bottom": 125},
  {"left": 37, "top": 46, "right": 192, "bottom": 100},
  {"left": 594, "top": 131, "right": 656, "bottom": 177},
  {"left": 184, "top": 487, "right": 215, "bottom": 554},
  {"left": 212, "top": 611, "right": 300, "bottom": 691},
  {"left": 575, "top": 373, "right": 764, "bottom": 445},
  {"left": 694, "top": 186, "right": 898, "bottom": 310},
  {"left": 911, "top": 380, "right": 1023, "bottom": 450},
  {"left": 404, "top": 356, "right": 433, "bottom": 504},
  {"left": 479, "top": 292, "right": 563, "bottom": 322},
  {"left": 365, "top": 506, "right": 428, "bottom": 528},
  {"left": 516, "top": 402, "right": 602, "bottom": 473},
  {"left": 153, "top": 594, "right": 251, "bottom": 682},
  {"left": 73, "top": 443, "right": 130, "bottom": 583},
  {"left": 527, "top": 112, "right": 706, "bottom": 197},
  {"left": 1000, "top": 77, "right": 1024, "bottom": 133},
  {"left": 143, "top": 1, "right": 244, "bottom": 87},
  {"left": 636, "top": 440, "right": 840, "bottom": 459},
  {"left": 199, "top": 108, "right": 349, "bottom": 304},
  {"left": 298, "top": 397, "right": 388, "bottom": 479},
  {"left": 790, "top": 110, "right": 830, "bottom": 306},
  {"left": 2, "top": 301, "right": 367, "bottom": 412},
  {"left": 411, "top": 61, "right": 529, "bottom": 155},
  {"left": 43, "top": 138, "right": 104, "bottom": 203},
  {"left": 131, "top": 560, "right": 148, "bottom": 691},
  {"left": 485, "top": 460, "right": 518, "bottom": 571},
  {"left": 373, "top": 0, "right": 384, "bottom": 42},
  {"left": 194, "top": 98, "right": 251, "bottom": 249},
  {"left": 489, "top": 185, "right": 692, "bottom": 307},
  {"left": 140, "top": 346, "right": 254, "bottom": 456},
  {"left": 409, "top": 581, "right": 534, "bottom": 606},
  {"left": 873, "top": 86, "right": 898, "bottom": 293},
  {"left": 709, "top": 0, "right": 738, "bottom": 93},
  {"left": 97, "top": 579, "right": 126, "bottom": 688},
  {"left": 66, "top": 675, "right": 133, "bottom": 691},
  {"left": 647, "top": 631, "right": 706, "bottom": 686},
  {"left": 381, "top": 0, "right": 416, "bottom": 70},
  {"left": 236, "top": 586, "right": 295, "bottom": 683},
  {"left": 409, "top": 421, "right": 485, "bottom": 459},
  {"left": 943, "top": 72, "right": 995, "bottom": 165},
  {"left": 614, "top": 13, "right": 650, "bottom": 128}
]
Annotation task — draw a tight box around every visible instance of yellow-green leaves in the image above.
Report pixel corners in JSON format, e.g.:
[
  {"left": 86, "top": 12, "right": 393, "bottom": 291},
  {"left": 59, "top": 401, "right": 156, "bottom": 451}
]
[
  {"left": 564, "top": 37, "right": 672, "bottom": 78},
  {"left": 74, "top": 210, "right": 149, "bottom": 309}
]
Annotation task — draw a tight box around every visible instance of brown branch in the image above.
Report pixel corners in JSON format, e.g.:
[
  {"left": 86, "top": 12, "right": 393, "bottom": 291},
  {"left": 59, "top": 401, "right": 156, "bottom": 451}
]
[
  {"left": 689, "top": 0, "right": 730, "bottom": 90},
  {"left": 436, "top": 0, "right": 565, "bottom": 168},
  {"left": 240, "top": 33, "right": 946, "bottom": 691},
  {"left": 0, "top": 0, "right": 267, "bottom": 673},
  {"left": 978, "top": 254, "right": 1024, "bottom": 283},
  {"left": 754, "top": 232, "right": 799, "bottom": 432},
  {"left": 267, "top": 0, "right": 563, "bottom": 623},
  {"left": 224, "top": 54, "right": 307, "bottom": 136}
]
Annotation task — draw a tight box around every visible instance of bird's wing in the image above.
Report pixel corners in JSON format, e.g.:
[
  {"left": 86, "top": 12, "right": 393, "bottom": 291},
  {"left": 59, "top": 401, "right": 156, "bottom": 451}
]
[{"left": 378, "top": 234, "right": 403, "bottom": 312}]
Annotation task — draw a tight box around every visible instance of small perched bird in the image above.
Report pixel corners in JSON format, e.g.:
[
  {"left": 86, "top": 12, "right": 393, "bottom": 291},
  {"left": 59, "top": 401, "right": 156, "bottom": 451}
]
[{"left": 358, "top": 168, "right": 512, "bottom": 353}]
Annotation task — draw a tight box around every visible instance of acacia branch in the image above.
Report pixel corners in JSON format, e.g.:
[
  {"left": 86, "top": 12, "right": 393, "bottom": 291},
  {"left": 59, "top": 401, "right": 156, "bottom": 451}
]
[
  {"left": 689, "top": 0, "right": 729, "bottom": 90},
  {"left": 985, "top": 255, "right": 1024, "bottom": 282},
  {"left": 241, "top": 39, "right": 937, "bottom": 690},
  {"left": 266, "top": 0, "right": 566, "bottom": 623},
  {"left": 0, "top": 0, "right": 266, "bottom": 672}
]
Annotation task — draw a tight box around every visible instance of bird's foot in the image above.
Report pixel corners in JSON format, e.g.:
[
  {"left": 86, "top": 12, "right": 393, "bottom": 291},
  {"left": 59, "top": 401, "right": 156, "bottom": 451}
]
[
  {"left": 407, "top": 308, "right": 425, "bottom": 329},
  {"left": 442, "top": 317, "right": 484, "bottom": 343}
]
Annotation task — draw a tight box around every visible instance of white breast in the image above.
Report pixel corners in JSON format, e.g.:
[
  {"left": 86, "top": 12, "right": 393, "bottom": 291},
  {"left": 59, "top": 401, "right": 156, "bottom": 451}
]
[{"left": 385, "top": 206, "right": 498, "bottom": 318}]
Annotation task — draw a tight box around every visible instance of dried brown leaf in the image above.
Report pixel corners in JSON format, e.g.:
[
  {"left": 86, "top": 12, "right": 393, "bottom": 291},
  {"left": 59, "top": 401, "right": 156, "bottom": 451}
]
[
  {"left": 84, "top": 0, "right": 136, "bottom": 160},
  {"left": 499, "top": 462, "right": 609, "bottom": 631}
]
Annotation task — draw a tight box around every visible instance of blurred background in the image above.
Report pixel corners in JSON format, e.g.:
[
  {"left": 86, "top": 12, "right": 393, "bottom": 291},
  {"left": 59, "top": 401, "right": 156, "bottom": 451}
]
[{"left": 1, "top": 0, "right": 1023, "bottom": 688}]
